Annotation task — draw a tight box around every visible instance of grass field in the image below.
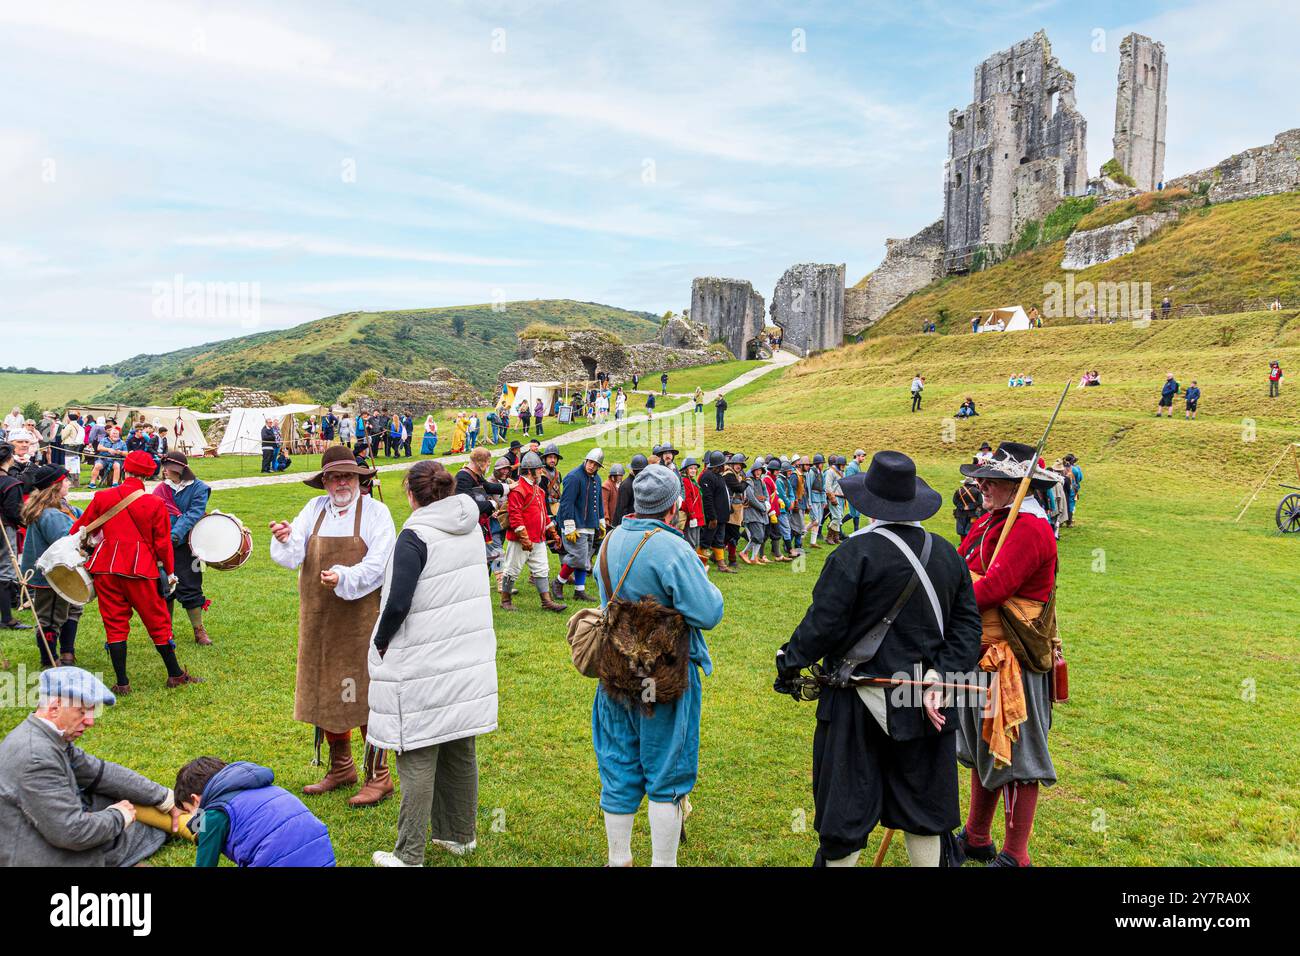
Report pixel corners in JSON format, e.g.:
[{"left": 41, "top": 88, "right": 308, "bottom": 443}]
[
  {"left": 619, "top": 359, "right": 765, "bottom": 397},
  {"left": 0, "top": 372, "right": 116, "bottom": 415},
  {"left": 4, "top": 312, "right": 1297, "bottom": 867}
]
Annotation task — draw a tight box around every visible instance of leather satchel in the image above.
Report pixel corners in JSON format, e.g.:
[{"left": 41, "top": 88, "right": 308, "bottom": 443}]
[{"left": 565, "top": 529, "right": 661, "bottom": 678}]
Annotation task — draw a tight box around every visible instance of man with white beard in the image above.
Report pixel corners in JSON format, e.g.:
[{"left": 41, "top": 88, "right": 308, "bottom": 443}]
[{"left": 270, "top": 446, "right": 397, "bottom": 807}]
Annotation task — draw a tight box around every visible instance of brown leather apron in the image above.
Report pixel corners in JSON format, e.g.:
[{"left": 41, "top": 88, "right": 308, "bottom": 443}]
[{"left": 293, "top": 502, "right": 380, "bottom": 733}]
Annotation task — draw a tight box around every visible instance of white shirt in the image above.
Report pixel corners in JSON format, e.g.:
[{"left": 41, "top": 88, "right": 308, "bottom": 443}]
[{"left": 270, "top": 494, "right": 396, "bottom": 602}]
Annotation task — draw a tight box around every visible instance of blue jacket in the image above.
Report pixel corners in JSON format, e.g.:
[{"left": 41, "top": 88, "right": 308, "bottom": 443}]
[
  {"left": 1161, "top": 378, "right": 1179, "bottom": 398},
  {"left": 775, "top": 473, "right": 795, "bottom": 509},
  {"left": 808, "top": 467, "right": 826, "bottom": 504},
  {"left": 168, "top": 480, "right": 210, "bottom": 545},
  {"left": 20, "top": 506, "right": 81, "bottom": 587},
  {"left": 596, "top": 517, "right": 724, "bottom": 674},
  {"left": 557, "top": 464, "right": 604, "bottom": 529},
  {"left": 194, "top": 762, "right": 334, "bottom": 867},
  {"left": 1185, "top": 385, "right": 1201, "bottom": 403}
]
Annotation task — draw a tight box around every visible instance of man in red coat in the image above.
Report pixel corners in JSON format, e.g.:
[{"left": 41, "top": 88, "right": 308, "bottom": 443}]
[
  {"left": 499, "top": 451, "right": 566, "bottom": 613},
  {"left": 69, "top": 451, "right": 202, "bottom": 694}
]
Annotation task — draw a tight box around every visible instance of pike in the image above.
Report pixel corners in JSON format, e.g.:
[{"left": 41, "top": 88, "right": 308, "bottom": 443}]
[{"left": 989, "top": 378, "right": 1073, "bottom": 564}]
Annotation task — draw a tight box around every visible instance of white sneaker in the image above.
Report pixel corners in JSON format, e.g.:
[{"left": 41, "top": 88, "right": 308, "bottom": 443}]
[
  {"left": 372, "top": 850, "right": 421, "bottom": 867},
  {"left": 430, "top": 838, "right": 477, "bottom": 857}
]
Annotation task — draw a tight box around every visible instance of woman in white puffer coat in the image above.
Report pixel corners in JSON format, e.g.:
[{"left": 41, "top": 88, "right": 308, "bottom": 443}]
[{"left": 368, "top": 460, "right": 498, "bottom": 867}]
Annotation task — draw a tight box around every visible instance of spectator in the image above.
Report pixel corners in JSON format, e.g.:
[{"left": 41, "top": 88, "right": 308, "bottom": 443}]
[
  {"left": 660, "top": 372, "right": 669, "bottom": 395},
  {"left": 1268, "top": 361, "right": 1283, "bottom": 398},
  {"left": 1184, "top": 381, "right": 1201, "bottom": 420},
  {"left": 910, "top": 373, "right": 924, "bottom": 413},
  {"left": 1157, "top": 372, "right": 1179, "bottom": 418},
  {"left": 1161, "top": 296, "right": 1172, "bottom": 320},
  {"left": 714, "top": 394, "right": 727, "bottom": 431}
]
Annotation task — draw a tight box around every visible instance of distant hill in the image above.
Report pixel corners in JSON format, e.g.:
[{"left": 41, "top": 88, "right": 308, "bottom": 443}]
[
  {"left": 868, "top": 191, "right": 1300, "bottom": 337},
  {"left": 0, "top": 372, "right": 118, "bottom": 415},
  {"left": 99, "top": 300, "right": 660, "bottom": 405}
]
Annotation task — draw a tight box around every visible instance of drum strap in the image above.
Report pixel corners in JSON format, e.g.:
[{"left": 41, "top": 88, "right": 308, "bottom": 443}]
[{"left": 82, "top": 490, "right": 146, "bottom": 535}]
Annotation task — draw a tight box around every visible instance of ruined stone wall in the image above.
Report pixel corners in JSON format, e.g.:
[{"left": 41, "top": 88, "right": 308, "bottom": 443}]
[
  {"left": 1011, "top": 158, "right": 1065, "bottom": 238},
  {"left": 847, "top": 220, "right": 945, "bottom": 335},
  {"left": 1113, "top": 33, "right": 1168, "bottom": 192},
  {"left": 498, "top": 329, "right": 722, "bottom": 387},
  {"left": 352, "top": 369, "right": 486, "bottom": 416},
  {"left": 1060, "top": 211, "right": 1178, "bottom": 270},
  {"left": 690, "top": 277, "right": 764, "bottom": 359},
  {"left": 944, "top": 30, "right": 1087, "bottom": 272},
  {"left": 1166, "top": 129, "right": 1300, "bottom": 204},
  {"left": 212, "top": 387, "right": 277, "bottom": 414},
  {"left": 770, "top": 263, "right": 845, "bottom": 356}
]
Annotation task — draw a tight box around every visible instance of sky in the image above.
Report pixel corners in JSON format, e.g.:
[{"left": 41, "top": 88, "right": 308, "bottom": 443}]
[{"left": 1, "top": 0, "right": 1296, "bottom": 369}]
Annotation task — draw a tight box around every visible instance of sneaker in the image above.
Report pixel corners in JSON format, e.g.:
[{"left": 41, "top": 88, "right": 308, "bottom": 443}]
[
  {"left": 372, "top": 850, "right": 421, "bottom": 867},
  {"left": 430, "top": 838, "right": 476, "bottom": 857}
]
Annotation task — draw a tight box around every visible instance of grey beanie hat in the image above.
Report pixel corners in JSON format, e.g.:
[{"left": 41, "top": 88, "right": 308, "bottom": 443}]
[{"left": 633, "top": 464, "right": 680, "bottom": 516}]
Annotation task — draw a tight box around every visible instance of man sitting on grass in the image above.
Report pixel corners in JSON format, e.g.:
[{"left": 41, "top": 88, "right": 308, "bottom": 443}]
[{"left": 176, "top": 757, "right": 335, "bottom": 867}]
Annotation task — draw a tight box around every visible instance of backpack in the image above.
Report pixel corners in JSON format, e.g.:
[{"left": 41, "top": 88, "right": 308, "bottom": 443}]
[{"left": 565, "top": 528, "right": 690, "bottom": 715}]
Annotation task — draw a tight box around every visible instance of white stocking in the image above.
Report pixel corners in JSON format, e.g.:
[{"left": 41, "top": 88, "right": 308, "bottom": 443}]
[
  {"left": 647, "top": 800, "right": 682, "bottom": 867},
  {"left": 824, "top": 849, "right": 861, "bottom": 867},
  {"left": 903, "top": 832, "right": 941, "bottom": 867},
  {"left": 603, "top": 812, "right": 634, "bottom": 867}
]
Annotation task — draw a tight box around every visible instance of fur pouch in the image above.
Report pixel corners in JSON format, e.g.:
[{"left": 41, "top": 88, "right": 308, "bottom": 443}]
[{"left": 596, "top": 594, "right": 691, "bottom": 715}]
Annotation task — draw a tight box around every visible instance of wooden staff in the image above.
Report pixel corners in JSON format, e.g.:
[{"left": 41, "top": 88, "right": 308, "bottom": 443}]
[
  {"left": 0, "top": 526, "right": 58, "bottom": 668},
  {"left": 872, "top": 828, "right": 895, "bottom": 867},
  {"left": 989, "top": 379, "right": 1073, "bottom": 565}
]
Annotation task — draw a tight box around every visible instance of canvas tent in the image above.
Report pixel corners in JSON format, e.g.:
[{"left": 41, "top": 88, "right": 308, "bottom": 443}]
[
  {"left": 217, "top": 404, "right": 323, "bottom": 456},
  {"left": 501, "top": 381, "right": 568, "bottom": 414},
  {"left": 973, "top": 306, "right": 1031, "bottom": 333},
  {"left": 76, "top": 404, "right": 222, "bottom": 455}
]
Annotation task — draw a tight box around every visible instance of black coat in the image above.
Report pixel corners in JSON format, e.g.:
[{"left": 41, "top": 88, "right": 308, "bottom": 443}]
[
  {"left": 455, "top": 466, "right": 504, "bottom": 516},
  {"left": 784, "top": 523, "right": 982, "bottom": 741},
  {"left": 612, "top": 473, "right": 637, "bottom": 527},
  {"left": 697, "top": 468, "right": 730, "bottom": 525}
]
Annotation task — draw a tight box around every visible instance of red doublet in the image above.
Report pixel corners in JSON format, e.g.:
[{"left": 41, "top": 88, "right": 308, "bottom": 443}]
[
  {"left": 70, "top": 478, "right": 175, "bottom": 577},
  {"left": 683, "top": 477, "right": 705, "bottom": 525},
  {"left": 69, "top": 478, "right": 176, "bottom": 646},
  {"left": 762, "top": 474, "right": 779, "bottom": 515},
  {"left": 505, "top": 478, "right": 548, "bottom": 542},
  {"left": 959, "top": 506, "right": 1057, "bottom": 609}
]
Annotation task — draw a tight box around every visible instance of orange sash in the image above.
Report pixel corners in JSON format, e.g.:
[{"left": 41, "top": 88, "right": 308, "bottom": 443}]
[{"left": 971, "top": 572, "right": 1043, "bottom": 769}]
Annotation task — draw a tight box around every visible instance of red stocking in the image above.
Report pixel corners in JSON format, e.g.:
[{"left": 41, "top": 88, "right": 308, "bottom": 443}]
[
  {"left": 1002, "top": 782, "right": 1039, "bottom": 866},
  {"left": 964, "top": 770, "right": 998, "bottom": 847}
]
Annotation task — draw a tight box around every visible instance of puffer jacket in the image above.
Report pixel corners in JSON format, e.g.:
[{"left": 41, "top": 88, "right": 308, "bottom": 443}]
[{"left": 366, "top": 495, "right": 498, "bottom": 752}]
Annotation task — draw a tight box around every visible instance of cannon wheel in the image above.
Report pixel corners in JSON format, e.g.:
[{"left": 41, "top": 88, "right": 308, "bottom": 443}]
[{"left": 1276, "top": 493, "right": 1300, "bottom": 533}]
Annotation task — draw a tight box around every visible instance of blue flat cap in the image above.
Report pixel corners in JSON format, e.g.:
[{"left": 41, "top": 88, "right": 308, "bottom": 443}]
[{"left": 40, "top": 666, "right": 117, "bottom": 707}]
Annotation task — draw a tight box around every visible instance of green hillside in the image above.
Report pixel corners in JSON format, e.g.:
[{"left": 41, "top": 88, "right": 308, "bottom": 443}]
[
  {"left": 869, "top": 191, "right": 1300, "bottom": 336},
  {"left": 0, "top": 372, "right": 117, "bottom": 415},
  {"left": 100, "top": 300, "right": 660, "bottom": 406}
]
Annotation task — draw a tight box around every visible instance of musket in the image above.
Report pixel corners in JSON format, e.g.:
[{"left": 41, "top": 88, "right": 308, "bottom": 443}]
[{"left": 988, "top": 379, "right": 1072, "bottom": 565}]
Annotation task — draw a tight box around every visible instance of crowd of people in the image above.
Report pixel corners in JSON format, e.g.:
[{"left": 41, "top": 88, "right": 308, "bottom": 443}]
[{"left": 0, "top": 407, "right": 179, "bottom": 489}]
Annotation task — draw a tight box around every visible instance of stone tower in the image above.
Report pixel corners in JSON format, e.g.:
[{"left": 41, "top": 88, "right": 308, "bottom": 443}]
[
  {"left": 770, "top": 263, "right": 845, "bottom": 356},
  {"left": 942, "top": 30, "right": 1088, "bottom": 273},
  {"left": 1112, "top": 33, "right": 1168, "bottom": 192}
]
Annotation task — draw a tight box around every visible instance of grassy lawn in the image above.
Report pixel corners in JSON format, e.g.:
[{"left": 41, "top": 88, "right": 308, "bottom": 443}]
[
  {"left": 0, "top": 372, "right": 116, "bottom": 413},
  {"left": 6, "top": 314, "right": 1297, "bottom": 866},
  {"left": 614, "top": 360, "right": 765, "bottom": 396}
]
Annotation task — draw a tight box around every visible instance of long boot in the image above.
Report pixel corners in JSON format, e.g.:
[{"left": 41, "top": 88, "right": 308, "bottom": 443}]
[
  {"left": 303, "top": 736, "right": 358, "bottom": 795},
  {"left": 349, "top": 743, "right": 394, "bottom": 807},
  {"left": 536, "top": 577, "right": 568, "bottom": 613},
  {"left": 549, "top": 577, "right": 566, "bottom": 602},
  {"left": 187, "top": 606, "right": 212, "bottom": 646},
  {"left": 712, "top": 548, "right": 736, "bottom": 573},
  {"left": 500, "top": 576, "right": 517, "bottom": 612}
]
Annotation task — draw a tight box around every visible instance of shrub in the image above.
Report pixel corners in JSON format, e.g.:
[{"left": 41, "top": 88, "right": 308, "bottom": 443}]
[
  {"left": 1075, "top": 189, "right": 1192, "bottom": 231},
  {"left": 1101, "top": 158, "right": 1137, "bottom": 188}
]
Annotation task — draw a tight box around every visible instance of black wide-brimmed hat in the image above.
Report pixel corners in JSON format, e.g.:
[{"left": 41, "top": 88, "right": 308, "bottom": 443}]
[
  {"left": 304, "top": 444, "right": 376, "bottom": 489},
  {"left": 839, "top": 450, "right": 942, "bottom": 522},
  {"left": 959, "top": 441, "right": 1057, "bottom": 490},
  {"left": 160, "top": 450, "right": 196, "bottom": 483}
]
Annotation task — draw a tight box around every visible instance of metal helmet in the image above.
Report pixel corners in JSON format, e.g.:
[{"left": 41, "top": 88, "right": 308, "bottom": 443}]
[
  {"left": 493, "top": 457, "right": 512, "bottom": 472},
  {"left": 707, "top": 450, "right": 726, "bottom": 468},
  {"left": 651, "top": 444, "right": 664, "bottom": 456},
  {"left": 543, "top": 442, "right": 562, "bottom": 459},
  {"left": 519, "top": 451, "right": 544, "bottom": 471},
  {"left": 753, "top": 455, "right": 765, "bottom": 469},
  {"left": 630, "top": 454, "right": 649, "bottom": 472},
  {"left": 584, "top": 447, "right": 604, "bottom": 466},
  {"left": 812, "top": 453, "right": 825, "bottom": 465},
  {"left": 728, "top": 453, "right": 747, "bottom": 465},
  {"left": 765, "top": 458, "right": 781, "bottom": 471},
  {"left": 659, "top": 441, "right": 679, "bottom": 456},
  {"left": 682, "top": 456, "right": 699, "bottom": 469},
  {"left": 609, "top": 462, "right": 625, "bottom": 476},
  {"left": 799, "top": 455, "right": 813, "bottom": 467}
]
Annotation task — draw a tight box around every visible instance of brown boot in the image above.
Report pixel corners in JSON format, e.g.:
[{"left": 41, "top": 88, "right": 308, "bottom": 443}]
[
  {"left": 500, "top": 576, "right": 517, "bottom": 612},
  {"left": 539, "top": 581, "right": 568, "bottom": 613},
  {"left": 713, "top": 549, "right": 737, "bottom": 573},
  {"left": 187, "top": 607, "right": 212, "bottom": 646},
  {"left": 304, "top": 737, "right": 358, "bottom": 795},
  {"left": 349, "top": 746, "right": 394, "bottom": 807},
  {"left": 165, "top": 668, "right": 204, "bottom": 688}
]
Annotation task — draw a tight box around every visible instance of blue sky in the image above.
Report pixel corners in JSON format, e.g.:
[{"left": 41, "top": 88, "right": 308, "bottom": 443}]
[{"left": 2, "top": 0, "right": 1295, "bottom": 369}]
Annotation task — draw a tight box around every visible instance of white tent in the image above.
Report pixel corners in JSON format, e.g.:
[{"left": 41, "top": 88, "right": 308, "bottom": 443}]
[
  {"left": 76, "top": 404, "right": 221, "bottom": 455},
  {"left": 973, "top": 306, "right": 1031, "bottom": 333},
  {"left": 502, "top": 381, "right": 566, "bottom": 413},
  {"left": 217, "top": 404, "right": 322, "bottom": 456}
]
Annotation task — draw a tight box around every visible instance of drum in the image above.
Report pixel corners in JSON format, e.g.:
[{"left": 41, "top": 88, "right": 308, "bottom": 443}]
[
  {"left": 35, "top": 533, "right": 95, "bottom": 606},
  {"left": 189, "top": 512, "right": 253, "bottom": 571}
]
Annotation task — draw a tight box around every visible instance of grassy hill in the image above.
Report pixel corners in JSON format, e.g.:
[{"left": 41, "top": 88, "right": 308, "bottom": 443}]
[
  {"left": 0, "top": 372, "right": 117, "bottom": 415},
  {"left": 869, "top": 191, "right": 1300, "bottom": 336},
  {"left": 100, "top": 300, "right": 660, "bottom": 406}
]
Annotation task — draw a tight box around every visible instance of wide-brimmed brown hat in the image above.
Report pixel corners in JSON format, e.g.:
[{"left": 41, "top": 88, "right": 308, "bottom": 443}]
[
  {"left": 304, "top": 444, "right": 375, "bottom": 489},
  {"left": 160, "top": 450, "right": 196, "bottom": 482}
]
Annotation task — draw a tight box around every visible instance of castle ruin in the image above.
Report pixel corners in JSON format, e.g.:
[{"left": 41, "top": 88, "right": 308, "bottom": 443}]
[
  {"left": 1112, "top": 34, "right": 1168, "bottom": 191},
  {"left": 942, "top": 30, "right": 1088, "bottom": 273}
]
